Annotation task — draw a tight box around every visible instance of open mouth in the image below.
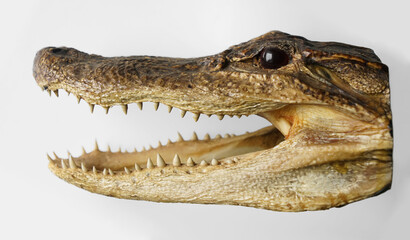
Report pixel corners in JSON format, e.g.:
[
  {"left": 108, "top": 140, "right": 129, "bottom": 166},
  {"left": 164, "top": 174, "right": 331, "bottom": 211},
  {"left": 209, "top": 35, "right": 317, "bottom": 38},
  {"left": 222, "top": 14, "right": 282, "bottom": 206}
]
[
  {"left": 34, "top": 31, "right": 392, "bottom": 211},
  {"left": 46, "top": 95, "right": 286, "bottom": 174}
]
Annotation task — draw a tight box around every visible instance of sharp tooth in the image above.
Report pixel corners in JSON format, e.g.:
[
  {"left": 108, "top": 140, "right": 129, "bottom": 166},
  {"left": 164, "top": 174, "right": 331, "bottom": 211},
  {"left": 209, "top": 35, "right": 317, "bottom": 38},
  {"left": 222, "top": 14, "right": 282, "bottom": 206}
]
[
  {"left": 76, "top": 95, "right": 82, "bottom": 103},
  {"left": 108, "top": 169, "right": 114, "bottom": 175},
  {"left": 186, "top": 157, "right": 195, "bottom": 167},
  {"left": 200, "top": 160, "right": 208, "bottom": 166},
  {"left": 237, "top": 115, "right": 242, "bottom": 119},
  {"left": 107, "top": 145, "right": 111, "bottom": 152},
  {"left": 133, "top": 147, "right": 137, "bottom": 152},
  {"left": 193, "top": 113, "right": 200, "bottom": 122},
  {"left": 117, "top": 147, "right": 122, "bottom": 153},
  {"left": 81, "top": 162, "right": 87, "bottom": 172},
  {"left": 229, "top": 115, "right": 234, "bottom": 118},
  {"left": 167, "top": 139, "right": 173, "bottom": 144},
  {"left": 135, "top": 163, "right": 142, "bottom": 171},
  {"left": 154, "top": 102, "right": 159, "bottom": 111},
  {"left": 224, "top": 134, "right": 231, "bottom": 138},
  {"left": 173, "top": 154, "right": 181, "bottom": 167},
  {"left": 217, "top": 114, "right": 224, "bottom": 120},
  {"left": 47, "top": 154, "right": 54, "bottom": 164},
  {"left": 142, "top": 146, "right": 147, "bottom": 151},
  {"left": 69, "top": 155, "right": 77, "bottom": 169},
  {"left": 156, "top": 154, "right": 166, "bottom": 167},
  {"left": 147, "top": 158, "right": 154, "bottom": 169},
  {"left": 53, "top": 90, "right": 59, "bottom": 97},
  {"left": 61, "top": 159, "right": 67, "bottom": 169},
  {"left": 92, "top": 166, "right": 97, "bottom": 174},
  {"left": 89, "top": 103, "right": 95, "bottom": 113},
  {"left": 47, "top": 89, "right": 51, "bottom": 96},
  {"left": 94, "top": 140, "right": 99, "bottom": 151},
  {"left": 215, "top": 134, "right": 222, "bottom": 139},
  {"left": 103, "top": 168, "right": 108, "bottom": 175},
  {"left": 211, "top": 159, "right": 219, "bottom": 166},
  {"left": 180, "top": 110, "right": 186, "bottom": 118},
  {"left": 207, "top": 114, "right": 212, "bottom": 118},
  {"left": 226, "top": 159, "right": 234, "bottom": 164},
  {"left": 167, "top": 105, "right": 173, "bottom": 113},
  {"left": 158, "top": 141, "right": 162, "bottom": 147},
  {"left": 204, "top": 134, "right": 210, "bottom": 140},
  {"left": 137, "top": 102, "right": 143, "bottom": 110},
  {"left": 53, "top": 152, "right": 59, "bottom": 159},
  {"left": 124, "top": 167, "right": 131, "bottom": 174},
  {"left": 148, "top": 145, "right": 153, "bottom": 150},
  {"left": 104, "top": 106, "right": 110, "bottom": 114},
  {"left": 191, "top": 132, "right": 198, "bottom": 141},
  {"left": 67, "top": 91, "right": 70, "bottom": 96},
  {"left": 82, "top": 147, "right": 87, "bottom": 155},
  {"left": 233, "top": 157, "right": 239, "bottom": 162},
  {"left": 177, "top": 132, "right": 184, "bottom": 142},
  {"left": 121, "top": 104, "right": 128, "bottom": 114}
]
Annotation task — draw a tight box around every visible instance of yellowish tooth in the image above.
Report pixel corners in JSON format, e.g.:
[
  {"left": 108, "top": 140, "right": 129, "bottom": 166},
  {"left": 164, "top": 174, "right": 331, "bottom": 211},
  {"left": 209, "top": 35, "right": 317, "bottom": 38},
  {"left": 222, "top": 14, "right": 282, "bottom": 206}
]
[
  {"left": 157, "top": 154, "right": 166, "bottom": 167},
  {"left": 193, "top": 113, "right": 200, "bottom": 122},
  {"left": 53, "top": 152, "right": 59, "bottom": 159},
  {"left": 180, "top": 110, "right": 186, "bottom": 118},
  {"left": 274, "top": 117, "right": 292, "bottom": 136},
  {"left": 121, "top": 104, "right": 128, "bottom": 114},
  {"left": 233, "top": 157, "right": 239, "bottom": 162},
  {"left": 89, "top": 103, "right": 95, "bottom": 113},
  {"left": 76, "top": 95, "right": 81, "bottom": 103},
  {"left": 173, "top": 154, "right": 181, "bottom": 167},
  {"left": 224, "top": 134, "right": 231, "bottom": 138},
  {"left": 147, "top": 158, "right": 154, "bottom": 169},
  {"left": 177, "top": 132, "right": 184, "bottom": 142},
  {"left": 82, "top": 147, "right": 87, "bottom": 155},
  {"left": 186, "top": 157, "right": 195, "bottom": 167},
  {"left": 117, "top": 147, "right": 122, "bottom": 153},
  {"left": 142, "top": 146, "right": 147, "bottom": 151},
  {"left": 47, "top": 154, "right": 54, "bottom": 164},
  {"left": 124, "top": 167, "right": 131, "bottom": 174},
  {"left": 167, "top": 105, "right": 173, "bottom": 113},
  {"left": 217, "top": 114, "right": 224, "bottom": 120},
  {"left": 154, "top": 102, "right": 159, "bottom": 111},
  {"left": 103, "top": 168, "right": 108, "bottom": 175},
  {"left": 204, "top": 133, "right": 210, "bottom": 140},
  {"left": 53, "top": 90, "right": 59, "bottom": 97},
  {"left": 191, "top": 132, "right": 198, "bottom": 141},
  {"left": 137, "top": 102, "right": 143, "bottom": 110},
  {"left": 148, "top": 145, "right": 153, "bottom": 150},
  {"left": 237, "top": 115, "right": 242, "bottom": 119},
  {"left": 158, "top": 141, "right": 162, "bottom": 147},
  {"left": 108, "top": 169, "right": 114, "bottom": 176},
  {"left": 211, "top": 159, "right": 219, "bottom": 166},
  {"left": 107, "top": 145, "right": 111, "bottom": 152},
  {"left": 92, "top": 166, "right": 97, "bottom": 174},
  {"left": 207, "top": 114, "right": 212, "bottom": 118},
  {"left": 94, "top": 140, "right": 99, "bottom": 151},
  {"left": 69, "top": 155, "right": 77, "bottom": 169},
  {"left": 47, "top": 89, "right": 51, "bottom": 96},
  {"left": 200, "top": 160, "right": 208, "bottom": 166},
  {"left": 167, "top": 139, "right": 173, "bottom": 144},
  {"left": 135, "top": 163, "right": 142, "bottom": 171},
  {"left": 67, "top": 91, "right": 70, "bottom": 96},
  {"left": 61, "top": 159, "right": 67, "bottom": 169},
  {"left": 215, "top": 134, "right": 222, "bottom": 139},
  {"left": 104, "top": 106, "right": 110, "bottom": 114},
  {"left": 81, "top": 162, "right": 87, "bottom": 172},
  {"left": 226, "top": 159, "right": 234, "bottom": 164}
]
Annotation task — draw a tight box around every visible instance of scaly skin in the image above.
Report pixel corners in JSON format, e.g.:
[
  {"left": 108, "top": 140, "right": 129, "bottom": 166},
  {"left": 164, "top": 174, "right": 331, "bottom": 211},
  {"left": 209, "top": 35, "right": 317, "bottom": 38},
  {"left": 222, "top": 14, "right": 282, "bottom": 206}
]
[{"left": 33, "top": 31, "right": 392, "bottom": 211}]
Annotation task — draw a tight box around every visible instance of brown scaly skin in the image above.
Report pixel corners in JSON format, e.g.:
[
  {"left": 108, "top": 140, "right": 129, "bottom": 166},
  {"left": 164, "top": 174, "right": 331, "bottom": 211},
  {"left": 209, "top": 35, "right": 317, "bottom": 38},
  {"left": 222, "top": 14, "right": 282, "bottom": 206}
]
[{"left": 33, "top": 31, "right": 392, "bottom": 211}]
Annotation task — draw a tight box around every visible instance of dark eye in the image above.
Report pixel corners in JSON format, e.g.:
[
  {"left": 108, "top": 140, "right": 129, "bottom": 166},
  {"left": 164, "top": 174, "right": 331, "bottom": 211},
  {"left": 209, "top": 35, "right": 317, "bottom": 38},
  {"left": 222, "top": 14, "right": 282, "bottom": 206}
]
[{"left": 259, "top": 47, "right": 289, "bottom": 69}]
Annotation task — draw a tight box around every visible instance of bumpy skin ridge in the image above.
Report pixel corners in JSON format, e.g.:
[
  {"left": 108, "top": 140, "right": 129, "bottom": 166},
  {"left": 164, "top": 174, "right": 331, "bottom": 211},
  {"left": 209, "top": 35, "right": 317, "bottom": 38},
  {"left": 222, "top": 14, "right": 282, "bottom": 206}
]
[{"left": 34, "top": 31, "right": 392, "bottom": 212}]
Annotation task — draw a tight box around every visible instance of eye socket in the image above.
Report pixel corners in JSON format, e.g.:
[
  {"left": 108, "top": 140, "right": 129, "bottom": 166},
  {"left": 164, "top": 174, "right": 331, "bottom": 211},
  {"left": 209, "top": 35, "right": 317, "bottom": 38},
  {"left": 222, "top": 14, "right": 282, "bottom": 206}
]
[{"left": 259, "top": 47, "right": 289, "bottom": 69}]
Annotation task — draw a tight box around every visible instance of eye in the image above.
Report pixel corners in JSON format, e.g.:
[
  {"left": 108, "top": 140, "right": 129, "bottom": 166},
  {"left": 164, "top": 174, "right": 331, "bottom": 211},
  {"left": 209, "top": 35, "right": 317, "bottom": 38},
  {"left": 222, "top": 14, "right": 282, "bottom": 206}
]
[{"left": 259, "top": 47, "right": 289, "bottom": 69}]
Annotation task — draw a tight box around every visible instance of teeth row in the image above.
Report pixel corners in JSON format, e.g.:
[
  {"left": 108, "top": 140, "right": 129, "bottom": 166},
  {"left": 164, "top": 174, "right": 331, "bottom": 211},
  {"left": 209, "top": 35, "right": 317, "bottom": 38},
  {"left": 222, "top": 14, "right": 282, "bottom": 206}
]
[
  {"left": 46, "top": 89, "right": 243, "bottom": 121},
  {"left": 48, "top": 153, "right": 238, "bottom": 175}
]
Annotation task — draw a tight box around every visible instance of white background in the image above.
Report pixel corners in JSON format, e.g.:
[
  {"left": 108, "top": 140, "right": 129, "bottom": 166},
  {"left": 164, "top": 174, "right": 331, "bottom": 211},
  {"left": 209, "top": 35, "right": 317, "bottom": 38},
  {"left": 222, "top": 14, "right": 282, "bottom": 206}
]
[{"left": 1, "top": 0, "right": 409, "bottom": 239}]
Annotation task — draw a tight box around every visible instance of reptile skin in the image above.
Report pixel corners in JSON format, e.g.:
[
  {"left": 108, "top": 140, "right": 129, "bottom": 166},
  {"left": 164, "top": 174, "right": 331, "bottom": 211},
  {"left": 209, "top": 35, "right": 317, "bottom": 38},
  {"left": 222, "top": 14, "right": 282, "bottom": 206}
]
[{"left": 33, "top": 31, "right": 392, "bottom": 212}]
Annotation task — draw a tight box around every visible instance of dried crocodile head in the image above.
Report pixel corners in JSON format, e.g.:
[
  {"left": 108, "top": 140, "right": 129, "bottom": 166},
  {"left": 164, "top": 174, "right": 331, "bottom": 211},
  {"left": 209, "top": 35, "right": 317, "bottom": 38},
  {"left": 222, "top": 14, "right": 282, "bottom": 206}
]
[{"left": 33, "top": 31, "right": 392, "bottom": 211}]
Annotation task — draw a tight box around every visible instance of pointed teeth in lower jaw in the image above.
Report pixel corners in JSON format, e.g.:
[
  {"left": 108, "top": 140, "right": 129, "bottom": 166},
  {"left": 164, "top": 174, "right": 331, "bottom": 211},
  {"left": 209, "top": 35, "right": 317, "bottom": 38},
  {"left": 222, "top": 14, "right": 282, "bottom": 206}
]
[{"left": 47, "top": 152, "right": 231, "bottom": 175}]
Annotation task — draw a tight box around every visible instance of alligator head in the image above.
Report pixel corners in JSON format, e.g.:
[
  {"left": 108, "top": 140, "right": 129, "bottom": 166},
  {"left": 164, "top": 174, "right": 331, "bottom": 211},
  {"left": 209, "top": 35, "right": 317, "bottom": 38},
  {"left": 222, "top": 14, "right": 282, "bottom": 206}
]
[{"left": 33, "top": 31, "right": 392, "bottom": 211}]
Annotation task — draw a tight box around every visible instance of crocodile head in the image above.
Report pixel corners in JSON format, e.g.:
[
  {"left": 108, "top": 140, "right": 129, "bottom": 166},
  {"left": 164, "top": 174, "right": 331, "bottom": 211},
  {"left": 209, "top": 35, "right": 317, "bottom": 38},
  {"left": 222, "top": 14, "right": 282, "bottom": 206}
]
[{"left": 33, "top": 31, "right": 392, "bottom": 211}]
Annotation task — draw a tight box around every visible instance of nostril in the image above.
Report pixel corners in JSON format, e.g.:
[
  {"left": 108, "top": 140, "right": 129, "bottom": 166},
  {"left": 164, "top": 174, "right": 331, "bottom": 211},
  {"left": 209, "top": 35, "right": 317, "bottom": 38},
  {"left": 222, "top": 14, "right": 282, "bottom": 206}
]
[{"left": 51, "top": 48, "right": 63, "bottom": 54}]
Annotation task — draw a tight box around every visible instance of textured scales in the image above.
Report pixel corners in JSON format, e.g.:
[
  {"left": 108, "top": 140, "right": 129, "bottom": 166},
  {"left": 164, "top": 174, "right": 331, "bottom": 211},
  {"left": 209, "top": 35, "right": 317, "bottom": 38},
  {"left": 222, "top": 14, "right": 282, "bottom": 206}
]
[{"left": 33, "top": 31, "right": 392, "bottom": 212}]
